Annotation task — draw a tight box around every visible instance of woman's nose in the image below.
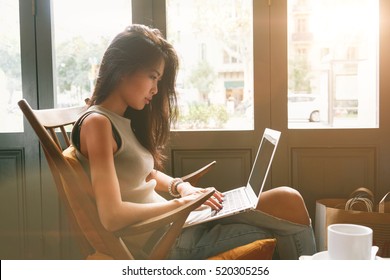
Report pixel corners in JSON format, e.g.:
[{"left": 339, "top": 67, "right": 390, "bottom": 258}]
[{"left": 152, "top": 84, "right": 158, "bottom": 95}]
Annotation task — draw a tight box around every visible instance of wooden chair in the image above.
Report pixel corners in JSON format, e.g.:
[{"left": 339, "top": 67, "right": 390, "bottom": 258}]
[{"left": 18, "top": 99, "right": 216, "bottom": 260}]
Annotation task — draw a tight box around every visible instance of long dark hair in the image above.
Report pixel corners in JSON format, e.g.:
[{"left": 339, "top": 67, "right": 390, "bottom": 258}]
[{"left": 89, "top": 24, "right": 179, "bottom": 170}]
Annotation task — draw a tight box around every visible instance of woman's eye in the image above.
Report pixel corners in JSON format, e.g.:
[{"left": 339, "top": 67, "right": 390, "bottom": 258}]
[{"left": 150, "top": 75, "right": 158, "bottom": 80}]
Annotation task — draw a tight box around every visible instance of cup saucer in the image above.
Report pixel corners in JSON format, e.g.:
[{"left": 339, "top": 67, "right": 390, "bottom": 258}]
[{"left": 306, "top": 246, "right": 379, "bottom": 260}]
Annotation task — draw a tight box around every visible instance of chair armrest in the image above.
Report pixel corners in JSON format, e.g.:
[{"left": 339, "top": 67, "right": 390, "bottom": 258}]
[
  {"left": 181, "top": 161, "right": 216, "bottom": 186},
  {"left": 115, "top": 188, "right": 215, "bottom": 237}
]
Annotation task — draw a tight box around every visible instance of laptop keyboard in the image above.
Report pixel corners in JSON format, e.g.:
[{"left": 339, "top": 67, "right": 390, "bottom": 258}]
[{"left": 212, "top": 188, "right": 249, "bottom": 216}]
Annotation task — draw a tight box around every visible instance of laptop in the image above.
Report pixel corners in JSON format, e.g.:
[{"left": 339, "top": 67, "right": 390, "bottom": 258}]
[{"left": 184, "top": 128, "right": 281, "bottom": 227}]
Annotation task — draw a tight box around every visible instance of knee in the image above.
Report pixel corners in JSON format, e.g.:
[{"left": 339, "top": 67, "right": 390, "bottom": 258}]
[
  {"left": 259, "top": 186, "right": 311, "bottom": 226},
  {"left": 272, "top": 186, "right": 305, "bottom": 205},
  {"left": 260, "top": 186, "right": 305, "bottom": 209}
]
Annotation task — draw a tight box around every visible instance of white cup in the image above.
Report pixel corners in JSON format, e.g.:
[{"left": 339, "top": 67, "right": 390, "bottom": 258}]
[{"left": 327, "top": 224, "right": 373, "bottom": 260}]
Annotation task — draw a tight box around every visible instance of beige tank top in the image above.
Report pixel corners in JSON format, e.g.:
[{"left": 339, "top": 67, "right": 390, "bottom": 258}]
[
  {"left": 71, "top": 105, "right": 166, "bottom": 258},
  {"left": 72, "top": 105, "right": 166, "bottom": 204}
]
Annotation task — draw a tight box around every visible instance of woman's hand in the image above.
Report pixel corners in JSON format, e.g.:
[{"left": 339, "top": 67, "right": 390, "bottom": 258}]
[{"left": 177, "top": 182, "right": 224, "bottom": 211}]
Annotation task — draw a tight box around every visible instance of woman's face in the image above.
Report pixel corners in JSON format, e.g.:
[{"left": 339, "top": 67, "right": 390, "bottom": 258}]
[{"left": 118, "top": 59, "right": 165, "bottom": 110}]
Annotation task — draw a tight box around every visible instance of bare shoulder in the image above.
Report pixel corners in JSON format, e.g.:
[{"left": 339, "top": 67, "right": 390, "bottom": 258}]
[
  {"left": 79, "top": 112, "right": 116, "bottom": 156},
  {"left": 82, "top": 112, "right": 111, "bottom": 129}
]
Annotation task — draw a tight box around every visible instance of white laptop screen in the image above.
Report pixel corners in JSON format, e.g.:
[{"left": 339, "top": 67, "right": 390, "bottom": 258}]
[{"left": 247, "top": 129, "right": 280, "bottom": 196}]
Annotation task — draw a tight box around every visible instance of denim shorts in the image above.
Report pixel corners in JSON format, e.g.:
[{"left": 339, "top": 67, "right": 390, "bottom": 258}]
[{"left": 166, "top": 210, "right": 317, "bottom": 260}]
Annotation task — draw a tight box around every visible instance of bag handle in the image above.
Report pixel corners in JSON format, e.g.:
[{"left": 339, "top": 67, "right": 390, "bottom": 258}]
[
  {"left": 379, "top": 192, "right": 390, "bottom": 213},
  {"left": 345, "top": 187, "right": 375, "bottom": 212},
  {"left": 349, "top": 187, "right": 374, "bottom": 201}
]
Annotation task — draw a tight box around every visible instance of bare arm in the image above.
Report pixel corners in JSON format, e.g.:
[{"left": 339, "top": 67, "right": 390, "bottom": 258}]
[
  {"left": 80, "top": 113, "right": 196, "bottom": 232},
  {"left": 149, "top": 169, "right": 224, "bottom": 210}
]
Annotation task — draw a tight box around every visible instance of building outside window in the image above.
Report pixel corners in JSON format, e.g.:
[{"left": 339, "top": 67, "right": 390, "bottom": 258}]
[{"left": 167, "top": 0, "right": 254, "bottom": 130}]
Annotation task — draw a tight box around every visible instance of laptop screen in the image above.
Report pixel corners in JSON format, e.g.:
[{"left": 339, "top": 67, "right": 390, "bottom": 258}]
[{"left": 247, "top": 129, "right": 281, "bottom": 195}]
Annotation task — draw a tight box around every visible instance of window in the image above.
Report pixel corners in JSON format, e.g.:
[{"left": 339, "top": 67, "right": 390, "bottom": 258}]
[
  {"left": 52, "top": 0, "right": 132, "bottom": 108},
  {"left": 296, "top": 47, "right": 307, "bottom": 56},
  {"left": 166, "top": 0, "right": 254, "bottom": 130},
  {"left": 0, "top": 0, "right": 23, "bottom": 132},
  {"left": 347, "top": 47, "right": 358, "bottom": 61},
  {"left": 288, "top": 0, "right": 379, "bottom": 128},
  {"left": 297, "top": 18, "right": 308, "bottom": 33}
]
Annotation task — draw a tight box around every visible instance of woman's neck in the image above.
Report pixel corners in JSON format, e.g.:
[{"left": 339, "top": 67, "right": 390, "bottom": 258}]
[{"left": 99, "top": 92, "right": 128, "bottom": 117}]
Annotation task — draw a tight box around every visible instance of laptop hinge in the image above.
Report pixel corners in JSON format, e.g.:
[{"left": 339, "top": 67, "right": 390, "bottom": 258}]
[{"left": 245, "top": 185, "right": 258, "bottom": 207}]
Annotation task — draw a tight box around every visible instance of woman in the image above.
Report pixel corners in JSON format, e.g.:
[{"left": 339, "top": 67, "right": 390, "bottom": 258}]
[{"left": 71, "top": 24, "right": 316, "bottom": 259}]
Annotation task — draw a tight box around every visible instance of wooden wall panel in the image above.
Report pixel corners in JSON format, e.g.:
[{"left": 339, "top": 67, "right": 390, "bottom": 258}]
[
  {"left": 0, "top": 149, "right": 26, "bottom": 259},
  {"left": 172, "top": 149, "right": 252, "bottom": 192},
  {"left": 291, "top": 147, "right": 376, "bottom": 222}
]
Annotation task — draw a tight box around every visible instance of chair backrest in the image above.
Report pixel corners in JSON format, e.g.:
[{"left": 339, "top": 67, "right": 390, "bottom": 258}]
[
  {"left": 30, "top": 105, "right": 87, "bottom": 150},
  {"left": 18, "top": 99, "right": 134, "bottom": 259}
]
